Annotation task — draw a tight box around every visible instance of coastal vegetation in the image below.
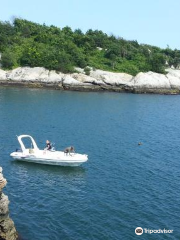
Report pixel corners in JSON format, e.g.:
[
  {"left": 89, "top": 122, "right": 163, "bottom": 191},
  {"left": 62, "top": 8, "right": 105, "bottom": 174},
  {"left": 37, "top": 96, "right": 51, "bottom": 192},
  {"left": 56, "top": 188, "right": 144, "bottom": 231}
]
[{"left": 0, "top": 18, "right": 180, "bottom": 75}]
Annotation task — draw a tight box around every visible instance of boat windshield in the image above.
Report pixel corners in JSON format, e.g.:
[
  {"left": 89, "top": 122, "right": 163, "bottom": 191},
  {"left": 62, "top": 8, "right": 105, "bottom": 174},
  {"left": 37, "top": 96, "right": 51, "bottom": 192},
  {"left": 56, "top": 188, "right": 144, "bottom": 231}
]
[
  {"left": 23, "top": 138, "right": 34, "bottom": 149},
  {"left": 18, "top": 135, "right": 39, "bottom": 151}
]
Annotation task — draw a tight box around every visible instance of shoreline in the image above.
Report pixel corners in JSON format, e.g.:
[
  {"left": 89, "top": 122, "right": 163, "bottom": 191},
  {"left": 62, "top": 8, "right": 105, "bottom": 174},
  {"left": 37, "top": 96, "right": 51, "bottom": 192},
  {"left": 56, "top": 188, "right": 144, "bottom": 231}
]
[
  {"left": 0, "top": 80, "right": 180, "bottom": 95},
  {"left": 0, "top": 66, "right": 180, "bottom": 95}
]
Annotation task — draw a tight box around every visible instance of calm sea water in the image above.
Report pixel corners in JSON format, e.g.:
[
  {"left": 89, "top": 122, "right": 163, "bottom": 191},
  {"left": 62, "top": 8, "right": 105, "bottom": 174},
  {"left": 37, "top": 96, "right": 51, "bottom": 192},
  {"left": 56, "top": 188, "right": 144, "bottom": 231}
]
[{"left": 0, "top": 87, "right": 180, "bottom": 240}]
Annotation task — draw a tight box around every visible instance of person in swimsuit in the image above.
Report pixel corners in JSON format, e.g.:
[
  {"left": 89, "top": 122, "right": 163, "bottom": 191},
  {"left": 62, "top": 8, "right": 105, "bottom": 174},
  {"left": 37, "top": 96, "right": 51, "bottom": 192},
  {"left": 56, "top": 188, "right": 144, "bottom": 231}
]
[{"left": 46, "top": 140, "right": 52, "bottom": 150}]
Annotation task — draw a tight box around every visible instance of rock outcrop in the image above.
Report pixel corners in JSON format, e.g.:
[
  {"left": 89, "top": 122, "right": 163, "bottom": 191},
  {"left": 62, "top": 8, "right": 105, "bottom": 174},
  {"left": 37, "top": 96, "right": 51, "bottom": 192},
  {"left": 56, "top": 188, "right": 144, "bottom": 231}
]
[
  {"left": 0, "top": 67, "right": 180, "bottom": 94},
  {"left": 0, "top": 69, "right": 6, "bottom": 81},
  {"left": 89, "top": 69, "right": 133, "bottom": 86},
  {"left": 6, "top": 67, "right": 63, "bottom": 83},
  {"left": 0, "top": 167, "right": 18, "bottom": 240},
  {"left": 133, "top": 71, "right": 170, "bottom": 89},
  {"left": 166, "top": 68, "right": 180, "bottom": 89}
]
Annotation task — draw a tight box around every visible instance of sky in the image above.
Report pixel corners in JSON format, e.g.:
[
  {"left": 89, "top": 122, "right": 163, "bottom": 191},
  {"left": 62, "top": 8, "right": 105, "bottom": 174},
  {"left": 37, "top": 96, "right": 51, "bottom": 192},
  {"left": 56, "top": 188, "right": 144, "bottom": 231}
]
[{"left": 0, "top": 0, "right": 180, "bottom": 50}]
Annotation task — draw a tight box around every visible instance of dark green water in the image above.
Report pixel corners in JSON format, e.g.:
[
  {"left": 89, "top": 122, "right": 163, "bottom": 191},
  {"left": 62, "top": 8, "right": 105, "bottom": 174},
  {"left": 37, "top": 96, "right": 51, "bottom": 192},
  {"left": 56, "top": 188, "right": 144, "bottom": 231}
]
[{"left": 0, "top": 87, "right": 180, "bottom": 240}]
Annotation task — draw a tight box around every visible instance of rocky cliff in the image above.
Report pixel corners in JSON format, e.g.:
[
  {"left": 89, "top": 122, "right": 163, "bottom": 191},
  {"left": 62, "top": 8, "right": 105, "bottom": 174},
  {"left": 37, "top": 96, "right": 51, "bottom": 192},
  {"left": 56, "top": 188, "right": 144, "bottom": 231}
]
[
  {"left": 0, "top": 67, "right": 180, "bottom": 94},
  {"left": 0, "top": 167, "right": 18, "bottom": 240}
]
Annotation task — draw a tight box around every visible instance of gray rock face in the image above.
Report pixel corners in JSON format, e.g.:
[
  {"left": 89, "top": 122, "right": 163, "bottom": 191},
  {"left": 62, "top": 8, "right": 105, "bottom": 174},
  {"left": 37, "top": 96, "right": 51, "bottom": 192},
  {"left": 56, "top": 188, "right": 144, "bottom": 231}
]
[
  {"left": 89, "top": 69, "right": 133, "bottom": 86},
  {"left": 1, "top": 67, "right": 180, "bottom": 93},
  {"left": 0, "top": 194, "right": 9, "bottom": 215},
  {"left": 133, "top": 71, "right": 171, "bottom": 89},
  {"left": 0, "top": 69, "right": 6, "bottom": 81},
  {"left": 0, "top": 167, "right": 18, "bottom": 240},
  {"left": 166, "top": 68, "right": 180, "bottom": 89},
  {"left": 0, "top": 167, "right": 7, "bottom": 190},
  {"left": 71, "top": 73, "right": 105, "bottom": 85},
  {"left": 6, "top": 67, "right": 63, "bottom": 83},
  {"left": 0, "top": 216, "right": 17, "bottom": 240},
  {"left": 63, "top": 75, "right": 91, "bottom": 86}
]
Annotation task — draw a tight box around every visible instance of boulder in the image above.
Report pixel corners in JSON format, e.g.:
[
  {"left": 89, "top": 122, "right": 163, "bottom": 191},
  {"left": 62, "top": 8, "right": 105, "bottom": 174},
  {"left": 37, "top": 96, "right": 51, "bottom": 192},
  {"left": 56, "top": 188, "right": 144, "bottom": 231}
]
[
  {"left": 0, "top": 167, "right": 18, "bottom": 240},
  {"left": 90, "top": 69, "right": 133, "bottom": 86},
  {"left": 63, "top": 75, "right": 92, "bottom": 86},
  {"left": 0, "top": 216, "right": 18, "bottom": 240},
  {"left": 6, "top": 67, "right": 63, "bottom": 83},
  {"left": 6, "top": 67, "right": 46, "bottom": 81},
  {"left": 0, "top": 167, "right": 7, "bottom": 190},
  {"left": 48, "top": 71, "right": 64, "bottom": 83},
  {"left": 166, "top": 69, "right": 180, "bottom": 89},
  {"left": 0, "top": 193, "right": 9, "bottom": 215},
  {"left": 167, "top": 75, "right": 180, "bottom": 89},
  {"left": 166, "top": 68, "right": 180, "bottom": 78},
  {"left": 133, "top": 71, "right": 171, "bottom": 89},
  {"left": 0, "top": 69, "right": 7, "bottom": 80},
  {"left": 71, "top": 73, "right": 105, "bottom": 85},
  {"left": 74, "top": 67, "right": 85, "bottom": 74}
]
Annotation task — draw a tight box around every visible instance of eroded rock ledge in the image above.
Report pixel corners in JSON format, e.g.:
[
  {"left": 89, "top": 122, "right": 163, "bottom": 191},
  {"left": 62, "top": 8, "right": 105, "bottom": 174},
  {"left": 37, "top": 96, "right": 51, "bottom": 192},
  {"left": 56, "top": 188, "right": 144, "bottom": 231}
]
[
  {"left": 0, "top": 167, "right": 18, "bottom": 240},
  {"left": 0, "top": 67, "right": 180, "bottom": 94}
]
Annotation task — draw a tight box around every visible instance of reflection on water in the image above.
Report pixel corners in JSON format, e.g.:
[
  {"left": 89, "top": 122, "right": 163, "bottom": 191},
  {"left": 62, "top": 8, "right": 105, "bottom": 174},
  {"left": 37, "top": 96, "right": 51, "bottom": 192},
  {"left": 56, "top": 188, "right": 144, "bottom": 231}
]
[{"left": 11, "top": 160, "right": 86, "bottom": 176}]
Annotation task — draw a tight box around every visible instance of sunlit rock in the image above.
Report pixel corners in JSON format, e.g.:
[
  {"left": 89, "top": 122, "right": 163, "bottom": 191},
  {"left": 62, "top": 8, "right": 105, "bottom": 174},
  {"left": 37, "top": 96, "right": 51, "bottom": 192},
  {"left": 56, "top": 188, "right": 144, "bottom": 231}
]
[
  {"left": 71, "top": 73, "right": 105, "bottom": 85},
  {"left": 90, "top": 69, "right": 133, "bottom": 86},
  {"left": 133, "top": 71, "right": 171, "bottom": 89},
  {"left": 0, "top": 69, "right": 7, "bottom": 80},
  {"left": 63, "top": 75, "right": 92, "bottom": 86},
  {"left": 0, "top": 167, "right": 18, "bottom": 240},
  {"left": 1, "top": 66, "right": 180, "bottom": 93},
  {"left": 6, "top": 67, "right": 63, "bottom": 83}
]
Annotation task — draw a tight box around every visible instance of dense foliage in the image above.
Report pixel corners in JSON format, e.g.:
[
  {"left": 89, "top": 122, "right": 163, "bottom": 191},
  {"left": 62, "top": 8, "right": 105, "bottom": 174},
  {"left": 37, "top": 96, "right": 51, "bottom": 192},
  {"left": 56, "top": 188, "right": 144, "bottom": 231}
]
[{"left": 0, "top": 18, "right": 180, "bottom": 75}]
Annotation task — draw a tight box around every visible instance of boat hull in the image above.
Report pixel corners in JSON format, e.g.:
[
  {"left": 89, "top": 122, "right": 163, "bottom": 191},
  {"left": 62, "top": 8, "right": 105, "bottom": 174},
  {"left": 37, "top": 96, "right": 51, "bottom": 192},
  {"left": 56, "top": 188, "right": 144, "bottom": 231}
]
[{"left": 10, "top": 150, "right": 88, "bottom": 167}]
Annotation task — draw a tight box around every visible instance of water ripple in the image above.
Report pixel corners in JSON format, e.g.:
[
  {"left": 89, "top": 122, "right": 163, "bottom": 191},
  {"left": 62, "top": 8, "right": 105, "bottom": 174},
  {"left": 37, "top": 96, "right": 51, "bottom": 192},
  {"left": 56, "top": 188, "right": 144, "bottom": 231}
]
[{"left": 0, "top": 89, "right": 180, "bottom": 239}]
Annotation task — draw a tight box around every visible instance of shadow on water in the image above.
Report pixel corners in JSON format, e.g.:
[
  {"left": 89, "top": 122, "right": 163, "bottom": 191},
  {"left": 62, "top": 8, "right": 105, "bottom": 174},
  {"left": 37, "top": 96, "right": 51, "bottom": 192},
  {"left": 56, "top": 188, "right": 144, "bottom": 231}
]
[{"left": 10, "top": 160, "right": 87, "bottom": 178}]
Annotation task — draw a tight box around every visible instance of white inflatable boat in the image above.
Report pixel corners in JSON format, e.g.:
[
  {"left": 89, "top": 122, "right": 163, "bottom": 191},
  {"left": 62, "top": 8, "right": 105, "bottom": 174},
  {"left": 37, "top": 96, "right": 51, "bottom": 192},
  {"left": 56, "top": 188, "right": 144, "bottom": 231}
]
[{"left": 10, "top": 135, "right": 88, "bottom": 167}]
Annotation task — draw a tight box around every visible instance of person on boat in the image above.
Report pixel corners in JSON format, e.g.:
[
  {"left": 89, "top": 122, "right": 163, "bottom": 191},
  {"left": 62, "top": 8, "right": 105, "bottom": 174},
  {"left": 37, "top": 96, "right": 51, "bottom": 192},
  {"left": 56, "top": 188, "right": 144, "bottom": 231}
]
[
  {"left": 64, "top": 146, "right": 75, "bottom": 156},
  {"left": 46, "top": 140, "right": 52, "bottom": 150}
]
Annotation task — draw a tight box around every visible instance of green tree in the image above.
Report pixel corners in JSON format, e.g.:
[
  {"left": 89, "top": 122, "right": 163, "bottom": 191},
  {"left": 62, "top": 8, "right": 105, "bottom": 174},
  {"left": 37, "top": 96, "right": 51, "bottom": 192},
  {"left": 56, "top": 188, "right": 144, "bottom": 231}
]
[
  {"left": 0, "top": 18, "right": 179, "bottom": 75},
  {"left": 1, "top": 49, "right": 17, "bottom": 69},
  {"left": 149, "top": 53, "right": 166, "bottom": 73},
  {"left": 84, "top": 67, "right": 91, "bottom": 75}
]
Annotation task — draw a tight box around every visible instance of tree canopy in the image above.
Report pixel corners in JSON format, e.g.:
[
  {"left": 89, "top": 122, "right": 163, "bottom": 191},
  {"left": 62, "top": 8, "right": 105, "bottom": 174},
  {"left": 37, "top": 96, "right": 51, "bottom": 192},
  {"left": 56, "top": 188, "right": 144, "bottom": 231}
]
[{"left": 0, "top": 18, "right": 180, "bottom": 75}]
